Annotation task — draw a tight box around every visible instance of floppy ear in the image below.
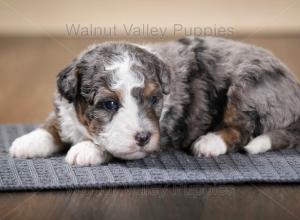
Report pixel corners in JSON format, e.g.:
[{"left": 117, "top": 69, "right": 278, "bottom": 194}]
[
  {"left": 57, "top": 60, "right": 79, "bottom": 102},
  {"left": 157, "top": 62, "right": 171, "bottom": 95}
]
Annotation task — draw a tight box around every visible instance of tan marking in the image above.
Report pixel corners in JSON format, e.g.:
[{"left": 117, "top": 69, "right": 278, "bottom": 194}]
[
  {"left": 115, "top": 89, "right": 124, "bottom": 101},
  {"left": 87, "top": 121, "right": 98, "bottom": 135},
  {"left": 75, "top": 98, "right": 103, "bottom": 136},
  {"left": 145, "top": 107, "right": 159, "bottom": 127},
  {"left": 144, "top": 82, "right": 158, "bottom": 97},
  {"left": 217, "top": 128, "right": 241, "bottom": 147},
  {"left": 99, "top": 87, "right": 119, "bottom": 99},
  {"left": 223, "top": 104, "right": 238, "bottom": 125},
  {"left": 217, "top": 104, "right": 243, "bottom": 150},
  {"left": 42, "top": 114, "right": 65, "bottom": 148},
  {"left": 74, "top": 99, "right": 92, "bottom": 133}
]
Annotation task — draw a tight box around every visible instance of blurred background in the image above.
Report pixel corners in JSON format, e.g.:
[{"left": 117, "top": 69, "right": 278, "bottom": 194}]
[{"left": 0, "top": 0, "right": 299, "bottom": 123}]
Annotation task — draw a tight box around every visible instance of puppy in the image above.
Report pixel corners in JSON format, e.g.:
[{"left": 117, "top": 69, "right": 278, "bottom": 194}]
[{"left": 9, "top": 37, "right": 300, "bottom": 166}]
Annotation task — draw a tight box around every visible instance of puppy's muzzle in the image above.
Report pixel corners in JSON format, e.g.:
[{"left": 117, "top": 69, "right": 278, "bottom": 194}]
[{"left": 135, "top": 131, "right": 151, "bottom": 147}]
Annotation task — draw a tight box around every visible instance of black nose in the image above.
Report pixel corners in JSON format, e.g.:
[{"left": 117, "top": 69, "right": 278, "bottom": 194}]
[{"left": 135, "top": 132, "right": 151, "bottom": 147}]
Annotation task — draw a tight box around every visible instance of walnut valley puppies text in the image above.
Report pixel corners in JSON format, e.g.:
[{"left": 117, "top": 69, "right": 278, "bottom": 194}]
[{"left": 65, "top": 24, "right": 235, "bottom": 38}]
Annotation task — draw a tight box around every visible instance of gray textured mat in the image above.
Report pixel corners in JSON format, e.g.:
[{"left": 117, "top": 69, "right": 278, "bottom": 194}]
[{"left": 0, "top": 124, "right": 300, "bottom": 191}]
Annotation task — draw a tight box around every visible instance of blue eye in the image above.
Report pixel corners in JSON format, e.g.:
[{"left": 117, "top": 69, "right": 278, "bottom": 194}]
[
  {"left": 149, "top": 96, "right": 158, "bottom": 105},
  {"left": 102, "top": 100, "right": 119, "bottom": 111}
]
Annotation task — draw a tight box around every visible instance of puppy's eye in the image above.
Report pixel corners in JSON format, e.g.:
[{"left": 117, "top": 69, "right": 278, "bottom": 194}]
[
  {"left": 149, "top": 96, "right": 158, "bottom": 105},
  {"left": 100, "top": 100, "right": 119, "bottom": 111}
]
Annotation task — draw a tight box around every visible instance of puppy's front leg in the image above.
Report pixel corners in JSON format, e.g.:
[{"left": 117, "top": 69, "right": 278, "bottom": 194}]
[
  {"left": 65, "top": 141, "right": 111, "bottom": 166},
  {"left": 9, "top": 113, "right": 65, "bottom": 158},
  {"left": 191, "top": 102, "right": 253, "bottom": 157}
]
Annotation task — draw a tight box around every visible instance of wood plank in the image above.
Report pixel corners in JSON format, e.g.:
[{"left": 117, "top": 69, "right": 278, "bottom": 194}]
[{"left": 0, "top": 185, "right": 300, "bottom": 220}]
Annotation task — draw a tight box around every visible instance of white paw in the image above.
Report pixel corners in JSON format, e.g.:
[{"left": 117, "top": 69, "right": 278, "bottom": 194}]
[
  {"left": 244, "top": 135, "right": 271, "bottom": 154},
  {"left": 65, "top": 141, "right": 110, "bottom": 166},
  {"left": 9, "top": 129, "right": 58, "bottom": 158},
  {"left": 192, "top": 133, "right": 227, "bottom": 157}
]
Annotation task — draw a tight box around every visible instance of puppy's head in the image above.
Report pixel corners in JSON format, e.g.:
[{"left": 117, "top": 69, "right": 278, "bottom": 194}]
[{"left": 57, "top": 42, "right": 170, "bottom": 159}]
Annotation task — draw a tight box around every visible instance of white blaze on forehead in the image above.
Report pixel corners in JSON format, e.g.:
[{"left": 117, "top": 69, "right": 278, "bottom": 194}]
[
  {"left": 109, "top": 54, "right": 144, "bottom": 131},
  {"left": 97, "top": 54, "right": 145, "bottom": 153},
  {"left": 107, "top": 54, "right": 144, "bottom": 90}
]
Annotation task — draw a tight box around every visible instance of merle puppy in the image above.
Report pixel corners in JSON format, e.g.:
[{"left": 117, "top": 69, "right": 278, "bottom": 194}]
[{"left": 9, "top": 37, "right": 300, "bottom": 166}]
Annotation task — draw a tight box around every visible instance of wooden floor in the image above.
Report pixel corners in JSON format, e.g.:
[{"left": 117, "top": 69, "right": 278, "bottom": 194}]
[
  {"left": 1, "top": 185, "right": 300, "bottom": 220},
  {"left": 1, "top": 35, "right": 300, "bottom": 220}
]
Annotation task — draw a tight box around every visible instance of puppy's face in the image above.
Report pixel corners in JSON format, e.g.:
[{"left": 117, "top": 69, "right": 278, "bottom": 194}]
[{"left": 57, "top": 43, "right": 170, "bottom": 159}]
